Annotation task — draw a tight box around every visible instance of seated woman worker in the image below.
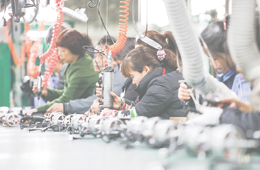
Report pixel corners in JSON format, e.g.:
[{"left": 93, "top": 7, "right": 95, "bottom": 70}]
[
  {"left": 26, "top": 29, "right": 99, "bottom": 115},
  {"left": 99, "top": 46, "right": 186, "bottom": 119}
]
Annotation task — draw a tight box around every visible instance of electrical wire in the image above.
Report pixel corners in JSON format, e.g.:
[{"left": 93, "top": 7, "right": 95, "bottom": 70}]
[
  {"left": 132, "top": 0, "right": 140, "bottom": 36},
  {"left": 97, "top": 0, "right": 115, "bottom": 44},
  {"left": 78, "top": 0, "right": 82, "bottom": 9},
  {"left": 106, "top": 0, "right": 108, "bottom": 45},
  {"left": 86, "top": 0, "right": 115, "bottom": 44},
  {"left": 23, "top": 0, "right": 39, "bottom": 24},
  {"left": 83, "top": 45, "right": 106, "bottom": 56},
  {"left": 132, "top": 0, "right": 148, "bottom": 38},
  {"left": 199, "top": 36, "right": 217, "bottom": 70},
  {"left": 85, "top": 0, "right": 89, "bottom": 35},
  {"left": 145, "top": 0, "right": 148, "bottom": 36},
  {"left": 87, "top": 0, "right": 98, "bottom": 8}
]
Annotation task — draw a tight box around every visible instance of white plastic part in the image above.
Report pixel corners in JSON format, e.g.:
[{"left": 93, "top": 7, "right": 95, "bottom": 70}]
[
  {"left": 127, "top": 116, "right": 148, "bottom": 134},
  {"left": 50, "top": 112, "right": 65, "bottom": 125},
  {"left": 101, "top": 118, "right": 124, "bottom": 133},
  {"left": 142, "top": 117, "right": 161, "bottom": 138},
  {"left": 62, "top": 7, "right": 88, "bottom": 22},
  {"left": 185, "top": 107, "right": 223, "bottom": 126},
  {"left": 151, "top": 120, "right": 176, "bottom": 145},
  {"left": 70, "top": 114, "right": 86, "bottom": 129},
  {"left": 2, "top": 112, "right": 20, "bottom": 127}
]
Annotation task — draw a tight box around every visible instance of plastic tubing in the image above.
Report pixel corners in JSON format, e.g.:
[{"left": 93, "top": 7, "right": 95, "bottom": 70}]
[
  {"left": 107, "top": 0, "right": 129, "bottom": 56},
  {"left": 228, "top": 0, "right": 260, "bottom": 111},
  {"left": 39, "top": 0, "right": 64, "bottom": 86}
]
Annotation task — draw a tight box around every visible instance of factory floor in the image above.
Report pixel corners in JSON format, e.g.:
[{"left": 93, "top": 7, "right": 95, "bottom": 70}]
[{"left": 0, "top": 126, "right": 259, "bottom": 170}]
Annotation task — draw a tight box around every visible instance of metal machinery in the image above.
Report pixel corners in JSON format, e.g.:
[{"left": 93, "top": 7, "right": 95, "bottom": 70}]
[{"left": 0, "top": 107, "right": 21, "bottom": 127}]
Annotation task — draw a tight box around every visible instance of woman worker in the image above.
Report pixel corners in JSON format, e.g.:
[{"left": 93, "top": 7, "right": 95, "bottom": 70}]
[{"left": 26, "top": 29, "right": 99, "bottom": 115}]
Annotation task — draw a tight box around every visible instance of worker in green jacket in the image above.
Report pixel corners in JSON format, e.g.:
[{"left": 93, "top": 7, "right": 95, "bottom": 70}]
[{"left": 25, "top": 29, "right": 98, "bottom": 115}]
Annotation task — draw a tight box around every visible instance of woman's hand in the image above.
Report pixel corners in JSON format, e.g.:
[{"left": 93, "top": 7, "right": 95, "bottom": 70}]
[
  {"left": 24, "top": 108, "right": 38, "bottom": 115},
  {"left": 220, "top": 98, "right": 253, "bottom": 113},
  {"left": 46, "top": 103, "right": 64, "bottom": 114},
  {"left": 32, "top": 82, "right": 48, "bottom": 96},
  {"left": 98, "top": 92, "right": 122, "bottom": 110},
  {"left": 90, "top": 99, "right": 99, "bottom": 114},
  {"left": 178, "top": 83, "right": 191, "bottom": 102}
]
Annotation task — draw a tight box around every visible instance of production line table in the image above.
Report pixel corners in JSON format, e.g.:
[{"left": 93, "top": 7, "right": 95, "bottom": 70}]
[{"left": 0, "top": 126, "right": 259, "bottom": 170}]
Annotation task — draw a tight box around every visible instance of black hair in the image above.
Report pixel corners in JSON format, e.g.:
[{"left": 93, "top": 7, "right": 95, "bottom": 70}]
[
  {"left": 121, "top": 46, "right": 177, "bottom": 78},
  {"left": 113, "top": 37, "right": 135, "bottom": 61},
  {"left": 98, "top": 35, "right": 116, "bottom": 46},
  {"left": 56, "top": 29, "right": 93, "bottom": 56},
  {"left": 45, "top": 25, "right": 67, "bottom": 44}
]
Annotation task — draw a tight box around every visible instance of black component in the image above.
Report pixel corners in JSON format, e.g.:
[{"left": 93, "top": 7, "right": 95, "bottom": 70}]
[
  {"left": 19, "top": 112, "right": 45, "bottom": 129},
  {"left": 11, "top": 0, "right": 25, "bottom": 18},
  {"left": 13, "top": 16, "right": 20, "bottom": 22},
  {"left": 20, "top": 76, "right": 34, "bottom": 107},
  {"left": 20, "top": 76, "right": 33, "bottom": 93},
  {"left": 103, "top": 66, "right": 113, "bottom": 72},
  {"left": 2, "top": 17, "right": 6, "bottom": 26},
  {"left": 37, "top": 71, "right": 42, "bottom": 100}
]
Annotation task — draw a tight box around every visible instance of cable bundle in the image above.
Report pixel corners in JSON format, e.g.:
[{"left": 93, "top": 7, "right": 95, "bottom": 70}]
[
  {"left": 107, "top": 0, "right": 129, "bottom": 56},
  {"left": 39, "top": 0, "right": 64, "bottom": 86}
]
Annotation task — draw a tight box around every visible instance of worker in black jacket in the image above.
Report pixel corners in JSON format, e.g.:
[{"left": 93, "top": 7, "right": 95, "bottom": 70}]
[{"left": 98, "top": 46, "right": 186, "bottom": 119}]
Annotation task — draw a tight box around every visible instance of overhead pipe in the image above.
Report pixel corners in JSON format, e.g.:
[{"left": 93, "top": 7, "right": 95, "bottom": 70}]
[{"left": 228, "top": 0, "right": 260, "bottom": 111}]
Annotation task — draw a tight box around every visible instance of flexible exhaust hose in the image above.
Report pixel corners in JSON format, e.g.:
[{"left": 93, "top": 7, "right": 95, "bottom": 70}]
[
  {"left": 228, "top": 0, "right": 260, "bottom": 111},
  {"left": 228, "top": 0, "right": 260, "bottom": 83},
  {"left": 163, "top": 0, "right": 234, "bottom": 99}
]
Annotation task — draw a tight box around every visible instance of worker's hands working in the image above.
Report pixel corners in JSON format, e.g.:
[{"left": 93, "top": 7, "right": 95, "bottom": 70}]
[{"left": 32, "top": 82, "right": 48, "bottom": 96}]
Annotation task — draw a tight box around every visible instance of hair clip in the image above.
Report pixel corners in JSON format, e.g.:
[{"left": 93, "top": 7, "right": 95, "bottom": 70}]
[{"left": 157, "top": 50, "right": 166, "bottom": 61}]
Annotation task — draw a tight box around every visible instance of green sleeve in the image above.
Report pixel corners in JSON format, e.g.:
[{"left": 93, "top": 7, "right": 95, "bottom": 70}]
[
  {"left": 42, "top": 88, "right": 64, "bottom": 101},
  {"left": 37, "top": 76, "right": 96, "bottom": 112}
]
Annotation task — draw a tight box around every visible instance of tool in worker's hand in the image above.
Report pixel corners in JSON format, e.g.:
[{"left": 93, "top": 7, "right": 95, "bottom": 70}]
[
  {"left": 178, "top": 80, "right": 193, "bottom": 110},
  {"left": 103, "top": 50, "right": 114, "bottom": 109}
]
